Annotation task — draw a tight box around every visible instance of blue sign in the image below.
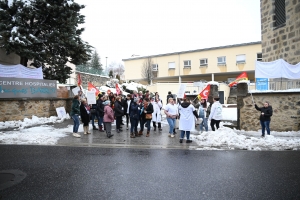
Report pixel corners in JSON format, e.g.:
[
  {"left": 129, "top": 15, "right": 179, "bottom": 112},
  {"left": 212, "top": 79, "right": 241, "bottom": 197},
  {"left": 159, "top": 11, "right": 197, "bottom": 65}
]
[
  {"left": 256, "top": 78, "right": 268, "bottom": 90},
  {"left": 0, "top": 77, "right": 57, "bottom": 98}
]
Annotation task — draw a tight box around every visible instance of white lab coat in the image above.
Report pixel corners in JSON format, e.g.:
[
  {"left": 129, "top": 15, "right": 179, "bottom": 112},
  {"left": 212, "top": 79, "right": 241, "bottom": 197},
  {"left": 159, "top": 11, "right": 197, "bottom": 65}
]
[
  {"left": 178, "top": 104, "right": 196, "bottom": 131},
  {"left": 209, "top": 101, "right": 222, "bottom": 120},
  {"left": 152, "top": 101, "right": 162, "bottom": 122}
]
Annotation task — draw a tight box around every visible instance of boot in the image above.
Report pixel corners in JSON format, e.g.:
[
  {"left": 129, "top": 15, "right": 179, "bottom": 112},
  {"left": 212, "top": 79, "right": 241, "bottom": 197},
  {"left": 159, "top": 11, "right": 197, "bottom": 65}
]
[
  {"left": 153, "top": 122, "right": 156, "bottom": 131},
  {"left": 146, "top": 131, "right": 150, "bottom": 137},
  {"left": 86, "top": 126, "right": 91, "bottom": 134},
  {"left": 83, "top": 126, "right": 87, "bottom": 135},
  {"left": 93, "top": 126, "right": 98, "bottom": 130},
  {"left": 130, "top": 132, "right": 135, "bottom": 138},
  {"left": 108, "top": 132, "right": 114, "bottom": 138},
  {"left": 99, "top": 125, "right": 105, "bottom": 132},
  {"left": 138, "top": 130, "right": 143, "bottom": 135},
  {"left": 158, "top": 123, "right": 162, "bottom": 131},
  {"left": 135, "top": 132, "right": 139, "bottom": 137}
]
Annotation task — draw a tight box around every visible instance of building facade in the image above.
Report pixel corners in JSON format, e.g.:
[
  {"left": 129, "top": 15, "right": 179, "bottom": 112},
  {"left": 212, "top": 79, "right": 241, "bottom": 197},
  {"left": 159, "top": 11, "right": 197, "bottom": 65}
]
[
  {"left": 123, "top": 42, "right": 262, "bottom": 85},
  {"left": 261, "top": 0, "right": 300, "bottom": 64}
]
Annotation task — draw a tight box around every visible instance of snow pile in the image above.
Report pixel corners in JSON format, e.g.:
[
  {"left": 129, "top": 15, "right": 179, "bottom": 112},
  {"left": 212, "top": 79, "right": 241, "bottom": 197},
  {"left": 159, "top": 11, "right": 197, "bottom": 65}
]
[
  {"left": 0, "top": 125, "right": 71, "bottom": 145},
  {"left": 192, "top": 127, "right": 300, "bottom": 151},
  {"left": 122, "top": 82, "right": 146, "bottom": 92},
  {"left": 0, "top": 115, "right": 70, "bottom": 130}
]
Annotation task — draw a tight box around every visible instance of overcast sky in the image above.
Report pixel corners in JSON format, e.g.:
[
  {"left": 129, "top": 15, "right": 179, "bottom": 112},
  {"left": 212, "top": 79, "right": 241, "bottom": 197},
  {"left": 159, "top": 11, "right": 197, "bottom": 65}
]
[{"left": 75, "top": 0, "right": 261, "bottom": 66}]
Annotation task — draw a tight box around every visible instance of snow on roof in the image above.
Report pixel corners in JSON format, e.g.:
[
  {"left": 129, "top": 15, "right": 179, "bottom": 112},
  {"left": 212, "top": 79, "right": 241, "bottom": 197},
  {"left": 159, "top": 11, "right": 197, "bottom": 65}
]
[{"left": 207, "top": 81, "right": 219, "bottom": 86}]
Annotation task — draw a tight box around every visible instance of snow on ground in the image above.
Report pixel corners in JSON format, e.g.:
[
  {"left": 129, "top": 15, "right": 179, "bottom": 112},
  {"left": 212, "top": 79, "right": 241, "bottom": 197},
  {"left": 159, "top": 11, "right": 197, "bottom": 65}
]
[{"left": 0, "top": 113, "right": 300, "bottom": 150}]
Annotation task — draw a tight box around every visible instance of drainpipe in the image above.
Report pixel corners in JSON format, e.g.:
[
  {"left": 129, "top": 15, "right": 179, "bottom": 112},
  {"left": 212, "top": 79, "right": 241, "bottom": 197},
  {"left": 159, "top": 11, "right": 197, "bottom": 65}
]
[{"left": 212, "top": 73, "right": 214, "bottom": 82}]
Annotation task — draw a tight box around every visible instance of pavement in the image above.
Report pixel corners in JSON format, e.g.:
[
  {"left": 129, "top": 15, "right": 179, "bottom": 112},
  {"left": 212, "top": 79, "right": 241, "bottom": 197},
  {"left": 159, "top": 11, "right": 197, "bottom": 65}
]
[{"left": 55, "top": 118, "right": 200, "bottom": 150}]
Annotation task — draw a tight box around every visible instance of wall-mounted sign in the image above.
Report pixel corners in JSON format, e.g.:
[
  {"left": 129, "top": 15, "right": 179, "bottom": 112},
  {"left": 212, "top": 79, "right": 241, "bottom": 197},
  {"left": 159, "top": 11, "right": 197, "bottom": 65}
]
[
  {"left": 256, "top": 78, "right": 269, "bottom": 91},
  {"left": 0, "top": 77, "right": 57, "bottom": 98}
]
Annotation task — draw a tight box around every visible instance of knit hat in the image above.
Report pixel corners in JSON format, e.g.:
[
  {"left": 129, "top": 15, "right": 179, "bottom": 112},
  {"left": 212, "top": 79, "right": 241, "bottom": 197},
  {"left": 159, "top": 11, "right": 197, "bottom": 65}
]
[{"left": 103, "top": 100, "right": 110, "bottom": 105}]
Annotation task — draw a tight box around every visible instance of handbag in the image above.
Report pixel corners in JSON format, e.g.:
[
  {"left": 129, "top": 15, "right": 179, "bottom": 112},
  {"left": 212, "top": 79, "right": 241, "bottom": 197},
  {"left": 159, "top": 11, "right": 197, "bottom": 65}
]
[{"left": 145, "top": 113, "right": 152, "bottom": 119}]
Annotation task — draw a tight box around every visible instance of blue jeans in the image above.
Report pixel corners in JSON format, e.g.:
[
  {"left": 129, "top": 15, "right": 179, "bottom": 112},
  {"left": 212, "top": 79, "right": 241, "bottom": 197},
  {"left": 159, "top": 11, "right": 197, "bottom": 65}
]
[
  {"left": 180, "top": 130, "right": 191, "bottom": 140},
  {"left": 167, "top": 118, "right": 176, "bottom": 134},
  {"left": 260, "top": 120, "right": 270, "bottom": 136},
  {"left": 140, "top": 119, "right": 151, "bottom": 132},
  {"left": 199, "top": 117, "right": 208, "bottom": 132},
  {"left": 130, "top": 117, "right": 138, "bottom": 133},
  {"left": 72, "top": 114, "right": 80, "bottom": 133},
  {"left": 91, "top": 114, "right": 101, "bottom": 127}
]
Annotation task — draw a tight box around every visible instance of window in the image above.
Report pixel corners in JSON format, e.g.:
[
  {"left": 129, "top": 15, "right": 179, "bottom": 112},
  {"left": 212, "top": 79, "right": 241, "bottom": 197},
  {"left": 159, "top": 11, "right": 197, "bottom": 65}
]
[
  {"left": 217, "top": 56, "right": 226, "bottom": 65},
  {"left": 200, "top": 58, "right": 208, "bottom": 66},
  {"left": 183, "top": 60, "right": 191, "bottom": 68},
  {"left": 257, "top": 53, "right": 262, "bottom": 61},
  {"left": 274, "top": 0, "right": 286, "bottom": 28},
  {"left": 152, "top": 64, "right": 158, "bottom": 71},
  {"left": 236, "top": 54, "right": 246, "bottom": 64},
  {"left": 168, "top": 62, "right": 175, "bottom": 69}
]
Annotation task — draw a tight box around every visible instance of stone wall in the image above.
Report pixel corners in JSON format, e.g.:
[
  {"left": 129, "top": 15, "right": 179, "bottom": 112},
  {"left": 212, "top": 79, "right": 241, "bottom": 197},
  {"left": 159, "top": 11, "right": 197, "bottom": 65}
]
[
  {"left": 0, "top": 98, "right": 72, "bottom": 121},
  {"left": 76, "top": 72, "right": 110, "bottom": 88},
  {"left": 261, "top": 0, "right": 300, "bottom": 64},
  {"left": 237, "top": 83, "right": 300, "bottom": 131}
]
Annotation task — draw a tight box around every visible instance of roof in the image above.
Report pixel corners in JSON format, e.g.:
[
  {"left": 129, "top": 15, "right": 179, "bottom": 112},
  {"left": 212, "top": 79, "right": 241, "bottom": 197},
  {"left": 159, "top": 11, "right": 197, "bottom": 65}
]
[{"left": 122, "top": 41, "right": 261, "bottom": 61}]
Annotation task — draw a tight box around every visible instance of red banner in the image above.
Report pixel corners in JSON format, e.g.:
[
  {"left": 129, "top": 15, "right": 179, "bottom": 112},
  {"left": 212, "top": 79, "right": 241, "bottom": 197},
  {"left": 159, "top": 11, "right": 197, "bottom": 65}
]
[
  {"left": 88, "top": 82, "right": 100, "bottom": 96},
  {"left": 116, "top": 84, "right": 121, "bottom": 95},
  {"left": 228, "top": 72, "right": 248, "bottom": 87},
  {"left": 197, "top": 84, "right": 210, "bottom": 100},
  {"left": 77, "top": 73, "right": 82, "bottom": 87}
]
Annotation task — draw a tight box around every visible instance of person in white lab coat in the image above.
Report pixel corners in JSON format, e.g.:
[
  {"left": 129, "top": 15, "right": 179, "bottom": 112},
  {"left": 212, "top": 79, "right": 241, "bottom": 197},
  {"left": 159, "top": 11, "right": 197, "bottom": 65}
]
[
  {"left": 151, "top": 97, "right": 162, "bottom": 131},
  {"left": 208, "top": 96, "right": 223, "bottom": 131},
  {"left": 178, "top": 98, "right": 199, "bottom": 143}
]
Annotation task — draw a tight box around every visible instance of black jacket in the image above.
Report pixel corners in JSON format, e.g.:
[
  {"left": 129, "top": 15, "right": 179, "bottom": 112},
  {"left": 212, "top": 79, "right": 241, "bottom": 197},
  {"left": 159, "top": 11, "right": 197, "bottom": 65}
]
[
  {"left": 124, "top": 98, "right": 133, "bottom": 115},
  {"left": 255, "top": 104, "right": 273, "bottom": 121},
  {"left": 80, "top": 104, "right": 90, "bottom": 124},
  {"left": 96, "top": 99, "right": 104, "bottom": 117},
  {"left": 114, "top": 100, "right": 124, "bottom": 117},
  {"left": 140, "top": 103, "right": 154, "bottom": 120}
]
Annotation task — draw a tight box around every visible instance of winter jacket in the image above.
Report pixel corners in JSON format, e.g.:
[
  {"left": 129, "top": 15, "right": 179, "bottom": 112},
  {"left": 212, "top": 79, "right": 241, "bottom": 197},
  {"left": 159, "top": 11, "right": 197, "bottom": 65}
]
[
  {"left": 255, "top": 104, "right": 273, "bottom": 121},
  {"left": 80, "top": 103, "right": 90, "bottom": 124},
  {"left": 70, "top": 99, "right": 80, "bottom": 116},
  {"left": 209, "top": 101, "right": 222, "bottom": 120},
  {"left": 96, "top": 99, "right": 104, "bottom": 117},
  {"left": 114, "top": 100, "right": 124, "bottom": 117},
  {"left": 140, "top": 103, "right": 154, "bottom": 120},
  {"left": 130, "top": 102, "right": 140, "bottom": 120},
  {"left": 103, "top": 105, "right": 114, "bottom": 123}
]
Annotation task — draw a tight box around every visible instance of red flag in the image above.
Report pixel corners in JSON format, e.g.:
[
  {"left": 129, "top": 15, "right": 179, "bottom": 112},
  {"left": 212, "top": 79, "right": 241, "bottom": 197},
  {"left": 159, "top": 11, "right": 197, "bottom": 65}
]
[
  {"left": 77, "top": 73, "right": 82, "bottom": 87},
  {"left": 88, "top": 82, "right": 100, "bottom": 96},
  {"left": 116, "top": 84, "right": 121, "bottom": 95},
  {"left": 228, "top": 72, "right": 248, "bottom": 87},
  {"left": 183, "top": 93, "right": 186, "bottom": 99},
  {"left": 197, "top": 85, "right": 210, "bottom": 100}
]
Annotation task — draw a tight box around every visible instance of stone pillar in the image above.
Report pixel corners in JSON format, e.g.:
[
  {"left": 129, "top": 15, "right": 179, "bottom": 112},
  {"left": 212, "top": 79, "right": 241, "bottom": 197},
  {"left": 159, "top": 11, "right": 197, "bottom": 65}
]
[
  {"left": 208, "top": 84, "right": 219, "bottom": 105},
  {"left": 236, "top": 82, "right": 248, "bottom": 130}
]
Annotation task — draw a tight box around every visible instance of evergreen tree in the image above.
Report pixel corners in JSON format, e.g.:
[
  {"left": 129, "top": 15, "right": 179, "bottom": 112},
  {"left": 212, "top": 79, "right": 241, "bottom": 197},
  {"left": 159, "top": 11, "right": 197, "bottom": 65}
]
[
  {"left": 90, "top": 50, "right": 102, "bottom": 70},
  {"left": 0, "top": 0, "right": 92, "bottom": 83}
]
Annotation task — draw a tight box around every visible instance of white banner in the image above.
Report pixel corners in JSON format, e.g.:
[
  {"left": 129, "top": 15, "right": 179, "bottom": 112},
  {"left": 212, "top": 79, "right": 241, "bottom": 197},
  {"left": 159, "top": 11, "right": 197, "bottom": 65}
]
[
  {"left": 177, "top": 84, "right": 186, "bottom": 98},
  {"left": 56, "top": 107, "right": 67, "bottom": 118},
  {"left": 72, "top": 86, "right": 81, "bottom": 95},
  {"left": 256, "top": 59, "right": 300, "bottom": 79},
  {"left": 86, "top": 91, "right": 96, "bottom": 104},
  {"left": 0, "top": 64, "right": 43, "bottom": 79}
]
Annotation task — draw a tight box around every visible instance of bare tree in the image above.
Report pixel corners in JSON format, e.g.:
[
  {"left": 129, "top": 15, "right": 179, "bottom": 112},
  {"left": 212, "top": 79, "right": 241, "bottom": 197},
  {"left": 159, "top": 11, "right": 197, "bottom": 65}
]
[
  {"left": 107, "top": 62, "right": 125, "bottom": 77},
  {"left": 141, "top": 57, "right": 154, "bottom": 85}
]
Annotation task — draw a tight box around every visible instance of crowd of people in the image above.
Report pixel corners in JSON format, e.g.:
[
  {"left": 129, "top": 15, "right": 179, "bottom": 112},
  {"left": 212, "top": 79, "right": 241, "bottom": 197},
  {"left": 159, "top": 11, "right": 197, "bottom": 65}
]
[{"left": 70, "top": 89, "right": 273, "bottom": 143}]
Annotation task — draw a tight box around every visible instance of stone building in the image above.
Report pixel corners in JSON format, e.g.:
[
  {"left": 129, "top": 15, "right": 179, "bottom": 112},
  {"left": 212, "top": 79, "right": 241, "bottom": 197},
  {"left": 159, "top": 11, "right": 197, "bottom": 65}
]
[{"left": 261, "top": 0, "right": 300, "bottom": 64}]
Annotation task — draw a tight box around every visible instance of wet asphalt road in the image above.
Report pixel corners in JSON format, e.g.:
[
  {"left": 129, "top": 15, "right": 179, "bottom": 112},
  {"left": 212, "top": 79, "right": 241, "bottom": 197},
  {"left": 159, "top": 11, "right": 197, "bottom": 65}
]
[{"left": 0, "top": 145, "right": 300, "bottom": 200}]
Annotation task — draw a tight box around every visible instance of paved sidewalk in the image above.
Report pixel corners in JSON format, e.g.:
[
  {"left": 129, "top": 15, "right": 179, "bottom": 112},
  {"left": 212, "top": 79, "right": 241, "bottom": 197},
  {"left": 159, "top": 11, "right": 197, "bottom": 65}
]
[{"left": 56, "top": 119, "right": 199, "bottom": 150}]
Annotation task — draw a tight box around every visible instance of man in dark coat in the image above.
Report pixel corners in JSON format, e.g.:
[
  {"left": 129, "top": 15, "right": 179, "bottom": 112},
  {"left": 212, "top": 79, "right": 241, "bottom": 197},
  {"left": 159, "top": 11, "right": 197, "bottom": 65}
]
[
  {"left": 255, "top": 102, "right": 273, "bottom": 137},
  {"left": 114, "top": 96, "right": 124, "bottom": 133},
  {"left": 96, "top": 94, "right": 105, "bottom": 132}
]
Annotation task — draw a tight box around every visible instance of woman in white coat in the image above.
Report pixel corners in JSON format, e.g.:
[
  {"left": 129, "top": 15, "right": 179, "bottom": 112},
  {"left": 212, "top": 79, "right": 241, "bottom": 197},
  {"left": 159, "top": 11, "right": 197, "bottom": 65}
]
[
  {"left": 151, "top": 97, "right": 162, "bottom": 131},
  {"left": 178, "top": 98, "right": 199, "bottom": 143},
  {"left": 208, "top": 96, "right": 222, "bottom": 131}
]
